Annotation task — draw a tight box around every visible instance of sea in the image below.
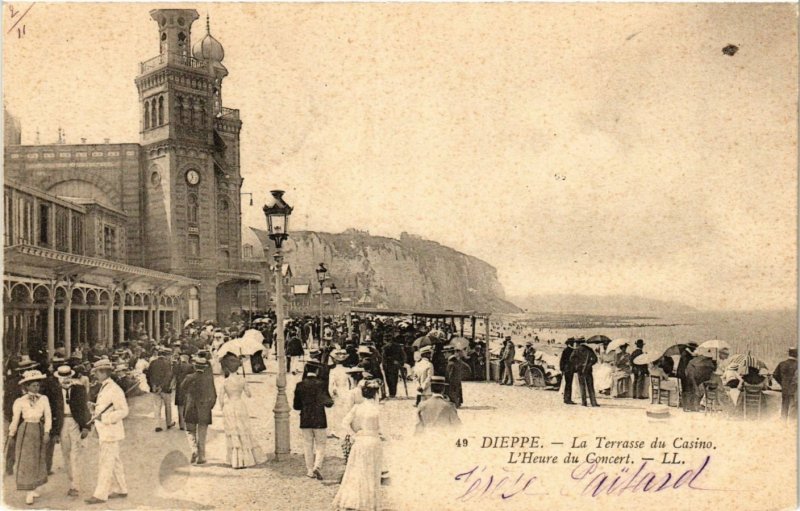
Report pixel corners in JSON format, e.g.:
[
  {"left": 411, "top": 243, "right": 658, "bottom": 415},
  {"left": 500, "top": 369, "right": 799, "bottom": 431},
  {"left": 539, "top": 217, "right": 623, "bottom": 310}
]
[{"left": 494, "top": 309, "right": 796, "bottom": 367}]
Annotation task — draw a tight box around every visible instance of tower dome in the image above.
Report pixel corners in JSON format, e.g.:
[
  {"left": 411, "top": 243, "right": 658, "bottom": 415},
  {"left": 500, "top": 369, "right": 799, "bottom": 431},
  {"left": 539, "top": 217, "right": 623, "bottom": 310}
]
[{"left": 192, "top": 15, "right": 225, "bottom": 63}]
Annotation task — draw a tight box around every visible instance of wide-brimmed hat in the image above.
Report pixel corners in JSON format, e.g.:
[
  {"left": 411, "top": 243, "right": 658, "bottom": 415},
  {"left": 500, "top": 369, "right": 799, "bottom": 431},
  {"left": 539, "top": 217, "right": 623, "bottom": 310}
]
[
  {"left": 357, "top": 346, "right": 372, "bottom": 355},
  {"left": 431, "top": 375, "right": 448, "bottom": 387},
  {"left": 16, "top": 355, "right": 39, "bottom": 371},
  {"left": 92, "top": 359, "right": 114, "bottom": 372},
  {"left": 330, "top": 349, "right": 348, "bottom": 362},
  {"left": 419, "top": 345, "right": 433, "bottom": 356},
  {"left": 55, "top": 365, "right": 75, "bottom": 379},
  {"left": 345, "top": 367, "right": 364, "bottom": 374},
  {"left": 19, "top": 370, "right": 47, "bottom": 385}
]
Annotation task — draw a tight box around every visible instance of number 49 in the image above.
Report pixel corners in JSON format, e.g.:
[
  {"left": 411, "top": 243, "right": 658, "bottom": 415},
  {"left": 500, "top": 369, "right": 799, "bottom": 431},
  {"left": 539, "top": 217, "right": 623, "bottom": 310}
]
[{"left": 456, "top": 438, "right": 469, "bottom": 447}]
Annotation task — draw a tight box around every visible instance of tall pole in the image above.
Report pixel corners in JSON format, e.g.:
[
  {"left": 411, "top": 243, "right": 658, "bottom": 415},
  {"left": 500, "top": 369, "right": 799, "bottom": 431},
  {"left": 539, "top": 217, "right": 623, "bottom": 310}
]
[
  {"left": 319, "top": 281, "right": 324, "bottom": 348},
  {"left": 273, "top": 251, "right": 290, "bottom": 460}
]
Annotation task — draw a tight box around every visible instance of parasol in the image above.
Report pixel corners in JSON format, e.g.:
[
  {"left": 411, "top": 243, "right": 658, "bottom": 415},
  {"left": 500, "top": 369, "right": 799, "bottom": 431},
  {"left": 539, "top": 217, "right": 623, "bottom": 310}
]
[
  {"left": 585, "top": 335, "right": 612, "bottom": 344},
  {"left": 699, "top": 339, "right": 731, "bottom": 351},
  {"left": 662, "top": 343, "right": 694, "bottom": 357},
  {"left": 449, "top": 337, "right": 469, "bottom": 351},
  {"left": 607, "top": 338, "right": 631, "bottom": 352},
  {"left": 242, "top": 329, "right": 265, "bottom": 344},
  {"left": 412, "top": 336, "right": 432, "bottom": 349},
  {"left": 724, "top": 353, "right": 766, "bottom": 370},
  {"left": 633, "top": 352, "right": 662, "bottom": 365},
  {"left": 217, "top": 336, "right": 265, "bottom": 359}
]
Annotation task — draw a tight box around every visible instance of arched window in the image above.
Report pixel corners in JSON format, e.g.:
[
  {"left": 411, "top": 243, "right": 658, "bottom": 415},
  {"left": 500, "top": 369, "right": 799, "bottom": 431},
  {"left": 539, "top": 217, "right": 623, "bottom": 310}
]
[
  {"left": 158, "top": 97, "right": 165, "bottom": 126},
  {"left": 187, "top": 193, "right": 199, "bottom": 225},
  {"left": 217, "top": 198, "right": 229, "bottom": 244},
  {"left": 144, "top": 102, "right": 150, "bottom": 129},
  {"left": 149, "top": 99, "right": 157, "bottom": 129}
]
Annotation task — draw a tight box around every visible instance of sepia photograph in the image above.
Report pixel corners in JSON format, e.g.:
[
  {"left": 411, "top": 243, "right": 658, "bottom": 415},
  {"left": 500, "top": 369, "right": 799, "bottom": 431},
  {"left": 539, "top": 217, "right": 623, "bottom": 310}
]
[{"left": 1, "top": 2, "right": 797, "bottom": 510}]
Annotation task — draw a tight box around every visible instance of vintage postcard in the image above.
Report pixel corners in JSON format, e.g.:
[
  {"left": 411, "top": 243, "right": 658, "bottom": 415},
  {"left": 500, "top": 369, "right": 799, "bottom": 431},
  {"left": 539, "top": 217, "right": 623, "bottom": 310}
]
[{"left": 2, "top": 2, "right": 797, "bottom": 510}]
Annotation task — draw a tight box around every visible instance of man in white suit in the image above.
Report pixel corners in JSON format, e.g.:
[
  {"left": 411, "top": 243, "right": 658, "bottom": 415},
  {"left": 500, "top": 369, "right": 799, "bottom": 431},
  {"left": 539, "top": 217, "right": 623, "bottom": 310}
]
[
  {"left": 414, "top": 346, "right": 434, "bottom": 406},
  {"left": 85, "top": 359, "right": 129, "bottom": 505}
]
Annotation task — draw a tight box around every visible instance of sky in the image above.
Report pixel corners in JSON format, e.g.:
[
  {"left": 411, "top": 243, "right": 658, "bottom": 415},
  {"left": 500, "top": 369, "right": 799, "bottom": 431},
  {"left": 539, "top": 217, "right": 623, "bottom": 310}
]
[{"left": 3, "top": 3, "right": 797, "bottom": 310}]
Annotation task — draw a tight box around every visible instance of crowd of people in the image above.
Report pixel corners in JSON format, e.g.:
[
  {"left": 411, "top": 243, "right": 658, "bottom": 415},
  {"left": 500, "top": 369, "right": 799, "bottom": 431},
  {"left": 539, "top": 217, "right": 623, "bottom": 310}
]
[{"left": 4, "top": 310, "right": 795, "bottom": 510}]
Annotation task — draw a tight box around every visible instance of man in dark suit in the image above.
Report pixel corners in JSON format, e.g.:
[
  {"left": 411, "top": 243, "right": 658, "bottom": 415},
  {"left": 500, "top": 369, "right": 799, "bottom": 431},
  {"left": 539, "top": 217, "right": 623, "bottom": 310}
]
[
  {"left": 36, "top": 354, "right": 64, "bottom": 474},
  {"left": 172, "top": 354, "right": 194, "bottom": 431},
  {"left": 382, "top": 336, "right": 407, "bottom": 398},
  {"left": 571, "top": 340, "right": 599, "bottom": 407},
  {"left": 56, "top": 365, "right": 92, "bottom": 497},
  {"left": 183, "top": 356, "right": 217, "bottom": 465},
  {"left": 677, "top": 343, "right": 698, "bottom": 410},
  {"left": 146, "top": 348, "right": 175, "bottom": 432},
  {"left": 773, "top": 348, "right": 797, "bottom": 419},
  {"left": 560, "top": 339, "right": 576, "bottom": 404},
  {"left": 293, "top": 362, "right": 333, "bottom": 480},
  {"left": 630, "top": 339, "right": 649, "bottom": 399}
]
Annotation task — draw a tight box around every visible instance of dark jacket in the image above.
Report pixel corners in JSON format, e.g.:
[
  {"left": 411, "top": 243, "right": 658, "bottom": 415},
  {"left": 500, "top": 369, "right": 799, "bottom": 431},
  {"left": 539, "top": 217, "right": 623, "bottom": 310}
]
[
  {"left": 147, "top": 357, "right": 174, "bottom": 393},
  {"left": 382, "top": 342, "right": 407, "bottom": 368},
  {"left": 293, "top": 377, "right": 333, "bottom": 429},
  {"left": 65, "top": 384, "right": 92, "bottom": 431},
  {"left": 173, "top": 361, "right": 194, "bottom": 406},
  {"left": 569, "top": 345, "right": 598, "bottom": 374},
  {"left": 42, "top": 374, "right": 64, "bottom": 436},
  {"left": 774, "top": 358, "right": 797, "bottom": 395},
  {"left": 559, "top": 346, "right": 575, "bottom": 373},
  {"left": 183, "top": 369, "right": 217, "bottom": 425},
  {"left": 286, "top": 337, "right": 305, "bottom": 357}
]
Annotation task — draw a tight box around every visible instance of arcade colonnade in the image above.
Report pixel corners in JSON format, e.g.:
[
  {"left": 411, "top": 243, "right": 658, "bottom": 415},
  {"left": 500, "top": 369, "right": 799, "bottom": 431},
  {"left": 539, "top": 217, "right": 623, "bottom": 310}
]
[{"left": 3, "top": 274, "right": 199, "bottom": 358}]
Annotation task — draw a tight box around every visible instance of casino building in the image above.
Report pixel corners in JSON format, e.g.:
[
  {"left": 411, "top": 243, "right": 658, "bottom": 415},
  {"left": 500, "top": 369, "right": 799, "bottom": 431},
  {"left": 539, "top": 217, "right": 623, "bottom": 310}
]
[{"left": 3, "top": 8, "right": 261, "bottom": 358}]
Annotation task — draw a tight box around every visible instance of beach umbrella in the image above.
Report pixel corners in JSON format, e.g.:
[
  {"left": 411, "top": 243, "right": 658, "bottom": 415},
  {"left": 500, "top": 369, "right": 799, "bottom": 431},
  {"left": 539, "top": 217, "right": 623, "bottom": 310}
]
[
  {"left": 633, "top": 352, "right": 662, "bottom": 365},
  {"left": 585, "top": 335, "right": 612, "bottom": 344},
  {"left": 725, "top": 353, "right": 767, "bottom": 370},
  {"left": 412, "top": 336, "right": 432, "bottom": 349},
  {"left": 662, "top": 343, "right": 694, "bottom": 357},
  {"left": 699, "top": 340, "right": 731, "bottom": 351},
  {"left": 607, "top": 338, "right": 631, "bottom": 352},
  {"left": 449, "top": 337, "right": 470, "bottom": 351},
  {"left": 217, "top": 336, "right": 265, "bottom": 359}
]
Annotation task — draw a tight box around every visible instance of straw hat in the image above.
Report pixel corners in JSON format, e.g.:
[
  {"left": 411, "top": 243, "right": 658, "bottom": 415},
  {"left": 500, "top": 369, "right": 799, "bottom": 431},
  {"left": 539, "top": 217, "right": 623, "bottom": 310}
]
[
  {"left": 55, "top": 365, "right": 75, "bottom": 379},
  {"left": 19, "top": 370, "right": 47, "bottom": 385},
  {"left": 16, "top": 355, "right": 39, "bottom": 371},
  {"left": 91, "top": 359, "right": 114, "bottom": 372}
]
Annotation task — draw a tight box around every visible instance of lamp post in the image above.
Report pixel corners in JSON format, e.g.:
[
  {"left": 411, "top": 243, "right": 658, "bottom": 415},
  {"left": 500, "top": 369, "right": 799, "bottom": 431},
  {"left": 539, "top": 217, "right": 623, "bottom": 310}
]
[
  {"left": 315, "top": 263, "right": 327, "bottom": 347},
  {"left": 263, "top": 190, "right": 293, "bottom": 461},
  {"left": 330, "top": 283, "right": 339, "bottom": 319}
]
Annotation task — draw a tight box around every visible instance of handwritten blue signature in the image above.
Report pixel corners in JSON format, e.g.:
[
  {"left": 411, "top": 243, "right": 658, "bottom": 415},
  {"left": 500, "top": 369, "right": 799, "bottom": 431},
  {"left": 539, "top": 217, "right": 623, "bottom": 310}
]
[
  {"left": 453, "top": 465, "right": 544, "bottom": 501},
  {"left": 454, "top": 455, "right": 715, "bottom": 501}
]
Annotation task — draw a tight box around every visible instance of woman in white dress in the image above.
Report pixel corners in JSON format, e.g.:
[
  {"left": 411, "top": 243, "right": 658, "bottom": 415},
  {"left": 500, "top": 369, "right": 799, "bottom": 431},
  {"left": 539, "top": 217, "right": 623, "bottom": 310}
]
[
  {"left": 219, "top": 365, "right": 264, "bottom": 469},
  {"left": 332, "top": 380, "right": 383, "bottom": 511},
  {"left": 327, "top": 350, "right": 353, "bottom": 439}
]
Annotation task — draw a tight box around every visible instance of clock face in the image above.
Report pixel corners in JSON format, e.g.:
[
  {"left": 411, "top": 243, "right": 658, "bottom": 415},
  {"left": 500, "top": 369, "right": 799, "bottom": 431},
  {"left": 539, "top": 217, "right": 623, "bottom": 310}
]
[{"left": 186, "top": 170, "right": 200, "bottom": 185}]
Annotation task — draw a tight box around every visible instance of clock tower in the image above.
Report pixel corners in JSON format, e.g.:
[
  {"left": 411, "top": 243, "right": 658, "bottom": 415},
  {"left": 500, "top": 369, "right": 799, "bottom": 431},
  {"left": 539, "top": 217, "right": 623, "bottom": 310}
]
[{"left": 136, "top": 8, "right": 247, "bottom": 321}]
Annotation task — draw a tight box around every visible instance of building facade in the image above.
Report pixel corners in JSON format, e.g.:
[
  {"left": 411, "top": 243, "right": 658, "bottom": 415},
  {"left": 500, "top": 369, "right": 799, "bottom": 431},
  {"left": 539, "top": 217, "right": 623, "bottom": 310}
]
[{"left": 3, "top": 8, "right": 260, "bottom": 358}]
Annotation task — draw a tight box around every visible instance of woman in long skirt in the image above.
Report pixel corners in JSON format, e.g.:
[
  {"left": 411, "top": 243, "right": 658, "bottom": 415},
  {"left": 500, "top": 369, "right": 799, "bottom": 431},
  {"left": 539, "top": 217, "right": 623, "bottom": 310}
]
[
  {"left": 332, "top": 380, "right": 383, "bottom": 511},
  {"left": 219, "top": 358, "right": 265, "bottom": 468},
  {"left": 8, "top": 370, "right": 52, "bottom": 505}
]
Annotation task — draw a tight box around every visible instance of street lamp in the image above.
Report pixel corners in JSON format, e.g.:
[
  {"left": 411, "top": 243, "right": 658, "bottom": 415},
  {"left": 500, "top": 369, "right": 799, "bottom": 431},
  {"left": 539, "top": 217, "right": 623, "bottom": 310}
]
[
  {"left": 330, "top": 283, "right": 340, "bottom": 319},
  {"left": 315, "top": 263, "right": 327, "bottom": 346},
  {"left": 262, "top": 190, "right": 293, "bottom": 461}
]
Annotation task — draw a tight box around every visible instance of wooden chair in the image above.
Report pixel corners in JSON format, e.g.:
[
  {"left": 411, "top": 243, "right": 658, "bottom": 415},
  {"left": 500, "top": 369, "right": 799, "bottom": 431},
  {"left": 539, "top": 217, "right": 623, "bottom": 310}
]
[
  {"left": 650, "top": 376, "right": 672, "bottom": 406},
  {"left": 742, "top": 383, "right": 763, "bottom": 419},
  {"left": 703, "top": 383, "right": 720, "bottom": 413}
]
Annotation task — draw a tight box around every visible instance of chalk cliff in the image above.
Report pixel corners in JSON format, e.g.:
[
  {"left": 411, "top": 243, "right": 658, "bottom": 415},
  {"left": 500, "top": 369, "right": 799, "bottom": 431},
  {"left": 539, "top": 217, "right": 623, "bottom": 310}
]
[{"left": 249, "top": 228, "right": 521, "bottom": 313}]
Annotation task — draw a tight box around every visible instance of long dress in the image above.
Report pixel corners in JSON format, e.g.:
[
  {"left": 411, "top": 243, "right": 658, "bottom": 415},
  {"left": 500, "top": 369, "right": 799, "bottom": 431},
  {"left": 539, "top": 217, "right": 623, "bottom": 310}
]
[
  {"left": 220, "top": 374, "right": 264, "bottom": 468},
  {"left": 327, "top": 365, "right": 353, "bottom": 438},
  {"left": 332, "top": 400, "right": 382, "bottom": 511},
  {"left": 9, "top": 394, "right": 51, "bottom": 490}
]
